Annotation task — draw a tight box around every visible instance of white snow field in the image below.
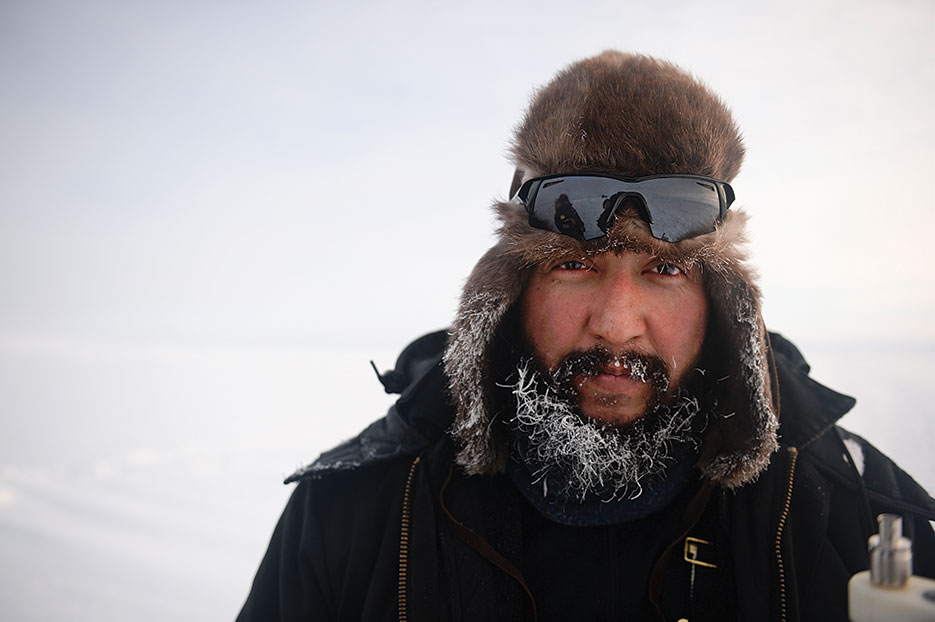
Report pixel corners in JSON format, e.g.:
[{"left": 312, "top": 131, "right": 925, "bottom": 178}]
[{"left": 0, "top": 338, "right": 931, "bottom": 621}]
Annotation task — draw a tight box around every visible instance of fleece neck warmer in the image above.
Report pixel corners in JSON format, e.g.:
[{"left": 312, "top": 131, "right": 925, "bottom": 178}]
[{"left": 506, "top": 436, "right": 700, "bottom": 527}]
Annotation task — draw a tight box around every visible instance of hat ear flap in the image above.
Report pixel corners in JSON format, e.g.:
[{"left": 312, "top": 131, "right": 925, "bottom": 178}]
[
  {"left": 697, "top": 268, "right": 779, "bottom": 487},
  {"left": 445, "top": 240, "right": 529, "bottom": 475}
]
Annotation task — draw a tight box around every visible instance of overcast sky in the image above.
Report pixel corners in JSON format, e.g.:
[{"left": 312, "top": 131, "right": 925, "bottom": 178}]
[{"left": 2, "top": 0, "right": 934, "bottom": 354}]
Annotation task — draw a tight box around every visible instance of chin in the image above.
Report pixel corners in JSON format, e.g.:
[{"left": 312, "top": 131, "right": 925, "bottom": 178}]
[
  {"left": 579, "top": 404, "right": 648, "bottom": 428},
  {"left": 578, "top": 388, "right": 654, "bottom": 424}
]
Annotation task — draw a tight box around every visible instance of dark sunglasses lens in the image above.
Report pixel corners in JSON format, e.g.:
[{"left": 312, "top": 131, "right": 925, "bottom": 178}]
[
  {"left": 640, "top": 178, "right": 722, "bottom": 242},
  {"left": 526, "top": 177, "right": 627, "bottom": 240},
  {"left": 525, "top": 176, "right": 725, "bottom": 242}
]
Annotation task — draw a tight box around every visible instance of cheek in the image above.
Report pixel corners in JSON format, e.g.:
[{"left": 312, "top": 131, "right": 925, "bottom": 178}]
[
  {"left": 520, "top": 279, "right": 586, "bottom": 367},
  {"left": 654, "top": 287, "right": 708, "bottom": 383}
]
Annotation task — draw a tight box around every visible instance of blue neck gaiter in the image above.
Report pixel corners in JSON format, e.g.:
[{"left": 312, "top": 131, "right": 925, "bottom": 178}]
[{"left": 507, "top": 437, "right": 700, "bottom": 527}]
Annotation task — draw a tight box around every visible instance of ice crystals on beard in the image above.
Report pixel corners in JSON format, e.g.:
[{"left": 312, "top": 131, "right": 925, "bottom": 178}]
[{"left": 508, "top": 357, "right": 701, "bottom": 502}]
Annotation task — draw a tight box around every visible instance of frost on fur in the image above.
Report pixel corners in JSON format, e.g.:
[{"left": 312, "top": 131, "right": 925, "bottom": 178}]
[{"left": 445, "top": 288, "right": 512, "bottom": 474}]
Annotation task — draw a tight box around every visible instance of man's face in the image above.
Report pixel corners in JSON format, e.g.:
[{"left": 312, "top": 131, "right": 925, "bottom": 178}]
[{"left": 520, "top": 250, "right": 708, "bottom": 426}]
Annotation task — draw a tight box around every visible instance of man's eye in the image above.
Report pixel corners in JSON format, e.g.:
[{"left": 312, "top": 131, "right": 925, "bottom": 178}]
[
  {"left": 556, "top": 260, "right": 589, "bottom": 271},
  {"left": 653, "top": 263, "right": 684, "bottom": 277}
]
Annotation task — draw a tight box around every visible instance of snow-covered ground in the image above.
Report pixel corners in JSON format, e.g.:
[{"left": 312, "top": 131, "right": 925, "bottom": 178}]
[
  {"left": 0, "top": 342, "right": 400, "bottom": 621},
  {"left": 0, "top": 337, "right": 931, "bottom": 621}
]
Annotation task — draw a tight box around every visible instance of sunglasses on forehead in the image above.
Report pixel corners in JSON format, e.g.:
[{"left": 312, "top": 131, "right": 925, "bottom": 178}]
[{"left": 512, "top": 173, "right": 735, "bottom": 243}]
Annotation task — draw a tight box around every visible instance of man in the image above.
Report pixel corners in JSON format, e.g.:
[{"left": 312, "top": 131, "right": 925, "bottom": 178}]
[{"left": 238, "top": 52, "right": 935, "bottom": 621}]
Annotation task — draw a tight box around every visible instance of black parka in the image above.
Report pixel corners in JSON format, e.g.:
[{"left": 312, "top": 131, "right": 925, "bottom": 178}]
[{"left": 237, "top": 331, "right": 935, "bottom": 621}]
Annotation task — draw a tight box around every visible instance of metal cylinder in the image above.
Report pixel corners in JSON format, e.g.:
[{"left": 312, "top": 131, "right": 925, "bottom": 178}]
[{"left": 869, "top": 514, "right": 912, "bottom": 588}]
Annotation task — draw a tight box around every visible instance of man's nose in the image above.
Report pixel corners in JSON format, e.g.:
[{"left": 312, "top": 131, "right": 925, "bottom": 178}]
[{"left": 587, "top": 272, "right": 647, "bottom": 348}]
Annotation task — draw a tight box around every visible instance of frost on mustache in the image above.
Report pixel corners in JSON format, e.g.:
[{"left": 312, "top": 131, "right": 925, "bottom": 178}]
[
  {"left": 551, "top": 350, "right": 670, "bottom": 396},
  {"left": 508, "top": 358, "right": 700, "bottom": 502}
]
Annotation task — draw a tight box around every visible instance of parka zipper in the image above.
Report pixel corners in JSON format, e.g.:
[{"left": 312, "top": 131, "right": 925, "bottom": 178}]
[
  {"left": 774, "top": 447, "right": 798, "bottom": 622},
  {"left": 398, "top": 456, "right": 421, "bottom": 622}
]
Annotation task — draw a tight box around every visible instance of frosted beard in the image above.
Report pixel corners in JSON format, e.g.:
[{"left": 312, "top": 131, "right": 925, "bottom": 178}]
[{"left": 506, "top": 347, "right": 704, "bottom": 503}]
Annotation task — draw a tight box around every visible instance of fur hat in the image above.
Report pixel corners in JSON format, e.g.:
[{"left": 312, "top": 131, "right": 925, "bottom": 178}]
[{"left": 444, "top": 51, "right": 778, "bottom": 489}]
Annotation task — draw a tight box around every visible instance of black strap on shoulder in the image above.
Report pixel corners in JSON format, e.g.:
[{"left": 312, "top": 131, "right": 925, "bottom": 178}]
[
  {"left": 439, "top": 464, "right": 538, "bottom": 622},
  {"left": 835, "top": 427, "right": 876, "bottom": 542}
]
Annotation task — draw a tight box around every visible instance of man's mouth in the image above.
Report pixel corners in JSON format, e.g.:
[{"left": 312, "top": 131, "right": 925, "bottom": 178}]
[
  {"left": 585, "top": 365, "right": 648, "bottom": 393},
  {"left": 598, "top": 359, "right": 648, "bottom": 380},
  {"left": 576, "top": 360, "right": 651, "bottom": 390},
  {"left": 545, "top": 346, "right": 670, "bottom": 403}
]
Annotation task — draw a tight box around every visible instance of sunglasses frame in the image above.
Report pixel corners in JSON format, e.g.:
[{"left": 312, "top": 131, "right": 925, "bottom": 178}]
[{"left": 513, "top": 173, "right": 735, "bottom": 242}]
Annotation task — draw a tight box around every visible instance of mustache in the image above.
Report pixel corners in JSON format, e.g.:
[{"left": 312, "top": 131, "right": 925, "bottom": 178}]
[{"left": 547, "top": 346, "right": 671, "bottom": 400}]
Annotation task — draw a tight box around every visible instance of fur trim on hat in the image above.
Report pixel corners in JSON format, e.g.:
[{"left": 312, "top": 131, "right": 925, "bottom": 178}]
[
  {"left": 444, "top": 51, "right": 778, "bottom": 489},
  {"left": 512, "top": 51, "right": 745, "bottom": 181}
]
